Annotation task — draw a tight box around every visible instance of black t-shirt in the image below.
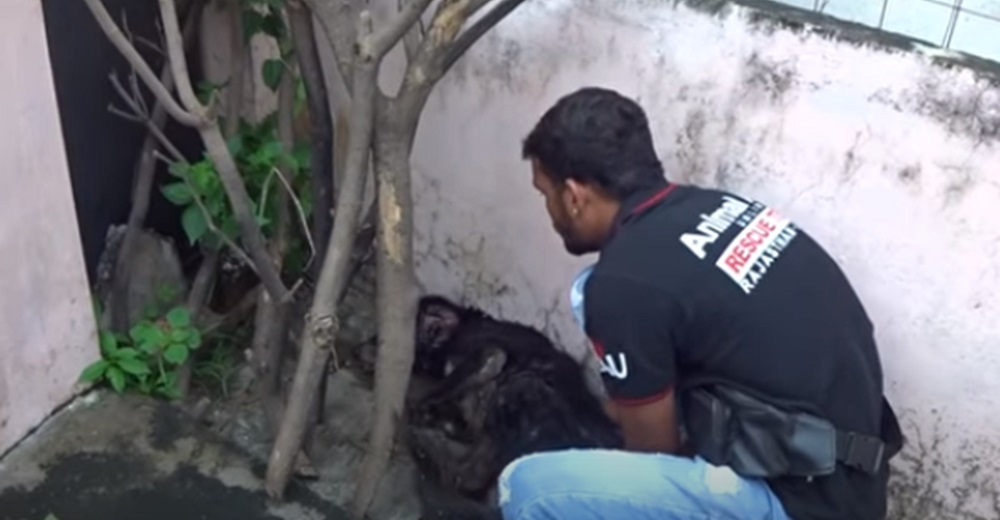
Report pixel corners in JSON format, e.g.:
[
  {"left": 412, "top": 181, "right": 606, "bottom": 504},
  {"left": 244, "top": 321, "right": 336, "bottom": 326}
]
[{"left": 582, "top": 181, "right": 890, "bottom": 520}]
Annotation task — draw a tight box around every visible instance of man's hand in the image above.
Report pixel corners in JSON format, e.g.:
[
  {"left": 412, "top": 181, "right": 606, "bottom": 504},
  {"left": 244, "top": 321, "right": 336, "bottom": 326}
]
[{"left": 604, "top": 388, "right": 682, "bottom": 454}]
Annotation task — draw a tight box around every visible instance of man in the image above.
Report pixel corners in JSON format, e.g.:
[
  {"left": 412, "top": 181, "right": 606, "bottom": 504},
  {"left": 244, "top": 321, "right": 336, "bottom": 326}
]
[{"left": 497, "top": 87, "right": 901, "bottom": 520}]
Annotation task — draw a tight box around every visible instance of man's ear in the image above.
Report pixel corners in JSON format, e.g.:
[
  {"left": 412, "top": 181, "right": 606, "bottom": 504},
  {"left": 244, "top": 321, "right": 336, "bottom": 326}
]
[{"left": 563, "top": 178, "right": 591, "bottom": 209}]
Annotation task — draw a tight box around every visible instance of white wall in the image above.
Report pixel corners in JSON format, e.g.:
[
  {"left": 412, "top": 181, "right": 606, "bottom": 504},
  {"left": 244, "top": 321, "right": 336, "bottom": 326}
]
[
  {"left": 0, "top": 0, "right": 98, "bottom": 455},
  {"left": 409, "top": 1, "right": 1000, "bottom": 518}
]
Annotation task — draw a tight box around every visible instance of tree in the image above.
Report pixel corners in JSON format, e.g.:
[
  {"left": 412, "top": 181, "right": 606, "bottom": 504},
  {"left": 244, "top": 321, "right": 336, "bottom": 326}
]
[{"left": 81, "top": 0, "right": 527, "bottom": 517}]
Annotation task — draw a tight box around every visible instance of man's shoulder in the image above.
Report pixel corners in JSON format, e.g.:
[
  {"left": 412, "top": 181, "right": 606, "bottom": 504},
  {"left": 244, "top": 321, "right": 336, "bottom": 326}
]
[{"left": 583, "top": 263, "right": 679, "bottom": 319}]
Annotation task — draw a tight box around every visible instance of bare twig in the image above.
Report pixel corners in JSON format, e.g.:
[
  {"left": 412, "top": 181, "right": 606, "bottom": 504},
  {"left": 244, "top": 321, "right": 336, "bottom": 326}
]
[
  {"left": 109, "top": 74, "right": 188, "bottom": 161},
  {"left": 271, "top": 166, "right": 316, "bottom": 265},
  {"left": 82, "top": 0, "right": 201, "bottom": 127}
]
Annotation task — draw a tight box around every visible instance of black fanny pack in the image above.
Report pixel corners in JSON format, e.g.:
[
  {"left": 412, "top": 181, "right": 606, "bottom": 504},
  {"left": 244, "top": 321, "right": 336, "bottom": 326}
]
[{"left": 678, "top": 378, "right": 903, "bottom": 479}]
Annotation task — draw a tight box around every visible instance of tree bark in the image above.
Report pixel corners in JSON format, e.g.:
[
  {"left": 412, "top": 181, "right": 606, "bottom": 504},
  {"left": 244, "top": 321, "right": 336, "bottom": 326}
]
[
  {"left": 176, "top": 249, "right": 220, "bottom": 397},
  {"left": 349, "top": 1, "right": 528, "bottom": 516},
  {"left": 287, "top": 0, "right": 334, "bottom": 282},
  {"left": 349, "top": 111, "right": 418, "bottom": 520},
  {"left": 264, "top": 10, "right": 380, "bottom": 499}
]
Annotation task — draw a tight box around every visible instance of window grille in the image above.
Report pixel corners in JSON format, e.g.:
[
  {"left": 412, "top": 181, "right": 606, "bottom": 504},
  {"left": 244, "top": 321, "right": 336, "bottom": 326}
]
[{"left": 769, "top": 0, "right": 1000, "bottom": 63}]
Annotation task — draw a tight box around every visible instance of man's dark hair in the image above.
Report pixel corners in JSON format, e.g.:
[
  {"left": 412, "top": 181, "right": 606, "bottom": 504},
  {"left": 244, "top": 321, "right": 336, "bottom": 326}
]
[{"left": 522, "top": 87, "right": 665, "bottom": 199}]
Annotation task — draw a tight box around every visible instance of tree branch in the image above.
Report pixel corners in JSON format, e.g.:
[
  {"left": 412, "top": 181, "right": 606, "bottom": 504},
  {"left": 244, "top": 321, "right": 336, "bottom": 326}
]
[
  {"left": 82, "top": 0, "right": 202, "bottom": 127},
  {"left": 439, "top": 0, "right": 525, "bottom": 74},
  {"left": 288, "top": 0, "right": 334, "bottom": 281},
  {"left": 371, "top": 0, "right": 434, "bottom": 57},
  {"left": 265, "top": 8, "right": 381, "bottom": 500},
  {"left": 301, "top": 0, "right": 355, "bottom": 102},
  {"left": 157, "top": 0, "right": 205, "bottom": 114}
]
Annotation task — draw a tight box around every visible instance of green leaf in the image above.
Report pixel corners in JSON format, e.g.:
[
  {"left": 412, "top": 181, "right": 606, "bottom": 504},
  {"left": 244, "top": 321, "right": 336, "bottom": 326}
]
[
  {"left": 260, "top": 14, "right": 286, "bottom": 39},
  {"left": 166, "top": 307, "right": 192, "bottom": 328},
  {"left": 157, "top": 382, "right": 182, "bottom": 401},
  {"left": 186, "top": 328, "right": 203, "bottom": 350},
  {"left": 181, "top": 205, "right": 209, "bottom": 245},
  {"left": 107, "top": 366, "right": 127, "bottom": 393},
  {"left": 161, "top": 182, "right": 194, "bottom": 205},
  {"left": 227, "top": 134, "right": 245, "bottom": 157},
  {"left": 128, "top": 322, "right": 156, "bottom": 344},
  {"left": 220, "top": 217, "right": 239, "bottom": 240},
  {"left": 255, "top": 213, "right": 272, "bottom": 229},
  {"left": 242, "top": 11, "right": 266, "bottom": 41},
  {"left": 137, "top": 374, "right": 155, "bottom": 394},
  {"left": 113, "top": 347, "right": 140, "bottom": 359},
  {"left": 131, "top": 322, "right": 167, "bottom": 353},
  {"left": 99, "top": 330, "right": 118, "bottom": 356},
  {"left": 189, "top": 160, "right": 217, "bottom": 193},
  {"left": 117, "top": 358, "right": 151, "bottom": 376},
  {"left": 262, "top": 59, "right": 284, "bottom": 92},
  {"left": 163, "top": 344, "right": 190, "bottom": 365},
  {"left": 170, "top": 328, "right": 191, "bottom": 344},
  {"left": 168, "top": 161, "right": 191, "bottom": 179},
  {"left": 80, "top": 359, "right": 110, "bottom": 383}
]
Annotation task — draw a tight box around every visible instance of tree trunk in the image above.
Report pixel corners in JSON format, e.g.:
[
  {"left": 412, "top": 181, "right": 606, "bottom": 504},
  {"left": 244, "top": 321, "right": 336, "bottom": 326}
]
[
  {"left": 350, "top": 124, "right": 418, "bottom": 519},
  {"left": 264, "top": 26, "right": 379, "bottom": 498}
]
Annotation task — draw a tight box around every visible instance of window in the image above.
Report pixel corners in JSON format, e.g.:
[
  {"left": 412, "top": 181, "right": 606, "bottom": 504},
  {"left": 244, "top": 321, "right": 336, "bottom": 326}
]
[{"left": 771, "top": 0, "right": 1000, "bottom": 63}]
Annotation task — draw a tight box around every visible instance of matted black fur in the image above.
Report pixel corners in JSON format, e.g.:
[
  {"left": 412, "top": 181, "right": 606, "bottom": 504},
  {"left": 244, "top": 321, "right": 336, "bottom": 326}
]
[{"left": 405, "top": 294, "right": 623, "bottom": 519}]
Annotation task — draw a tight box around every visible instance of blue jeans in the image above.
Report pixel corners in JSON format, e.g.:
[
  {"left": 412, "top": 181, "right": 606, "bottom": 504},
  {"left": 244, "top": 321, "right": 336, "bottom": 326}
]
[{"left": 497, "top": 449, "right": 791, "bottom": 520}]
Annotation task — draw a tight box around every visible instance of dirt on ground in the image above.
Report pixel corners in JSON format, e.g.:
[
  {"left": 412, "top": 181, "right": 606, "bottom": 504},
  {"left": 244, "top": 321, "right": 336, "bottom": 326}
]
[{"left": 0, "top": 371, "right": 421, "bottom": 520}]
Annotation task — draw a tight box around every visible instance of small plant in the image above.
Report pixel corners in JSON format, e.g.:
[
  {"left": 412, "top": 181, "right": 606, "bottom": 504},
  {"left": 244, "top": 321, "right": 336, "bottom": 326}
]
[
  {"left": 80, "top": 306, "right": 203, "bottom": 400},
  {"left": 193, "top": 331, "right": 242, "bottom": 397}
]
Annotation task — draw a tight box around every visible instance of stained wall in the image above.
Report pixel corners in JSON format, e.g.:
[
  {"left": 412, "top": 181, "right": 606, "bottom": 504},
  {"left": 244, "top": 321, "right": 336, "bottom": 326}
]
[
  {"left": 409, "top": 1, "right": 1000, "bottom": 517},
  {"left": 0, "top": 0, "right": 98, "bottom": 455}
]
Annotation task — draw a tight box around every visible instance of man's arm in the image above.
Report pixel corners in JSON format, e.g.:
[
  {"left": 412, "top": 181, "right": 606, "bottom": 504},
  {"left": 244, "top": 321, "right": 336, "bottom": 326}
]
[
  {"left": 584, "top": 272, "right": 684, "bottom": 455},
  {"left": 604, "top": 392, "right": 681, "bottom": 454}
]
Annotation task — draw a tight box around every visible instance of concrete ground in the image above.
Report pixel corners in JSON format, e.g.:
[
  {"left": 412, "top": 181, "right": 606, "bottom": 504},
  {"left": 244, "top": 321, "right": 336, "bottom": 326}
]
[{"left": 0, "top": 371, "right": 421, "bottom": 520}]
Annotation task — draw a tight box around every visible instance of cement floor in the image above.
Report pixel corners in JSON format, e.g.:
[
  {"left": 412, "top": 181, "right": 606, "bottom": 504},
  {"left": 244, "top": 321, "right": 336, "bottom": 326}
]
[{"left": 0, "top": 371, "right": 420, "bottom": 520}]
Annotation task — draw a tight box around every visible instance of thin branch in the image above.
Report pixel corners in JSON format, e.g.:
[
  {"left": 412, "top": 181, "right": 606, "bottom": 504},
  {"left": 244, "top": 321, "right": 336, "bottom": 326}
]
[
  {"left": 288, "top": 0, "right": 334, "bottom": 280},
  {"left": 301, "top": 0, "right": 355, "bottom": 102},
  {"left": 151, "top": 151, "right": 256, "bottom": 269},
  {"left": 157, "top": 0, "right": 204, "bottom": 114},
  {"left": 371, "top": 0, "right": 434, "bottom": 57},
  {"left": 109, "top": 74, "right": 187, "bottom": 161},
  {"left": 108, "top": 105, "right": 143, "bottom": 123},
  {"left": 82, "top": 0, "right": 201, "bottom": 127},
  {"left": 398, "top": 0, "right": 426, "bottom": 63},
  {"left": 226, "top": 0, "right": 247, "bottom": 137},
  {"left": 439, "top": 0, "right": 526, "bottom": 74},
  {"left": 271, "top": 167, "right": 317, "bottom": 266},
  {"left": 107, "top": 2, "right": 201, "bottom": 332}
]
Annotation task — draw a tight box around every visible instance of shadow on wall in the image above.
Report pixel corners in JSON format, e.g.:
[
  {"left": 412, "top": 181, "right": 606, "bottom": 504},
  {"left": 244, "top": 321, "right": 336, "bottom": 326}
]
[{"left": 41, "top": 0, "right": 204, "bottom": 285}]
